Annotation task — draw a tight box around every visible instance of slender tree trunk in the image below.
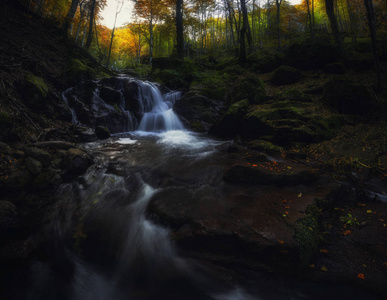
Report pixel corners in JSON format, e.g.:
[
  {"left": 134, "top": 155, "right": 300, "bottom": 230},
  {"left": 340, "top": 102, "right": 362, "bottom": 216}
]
[
  {"left": 107, "top": 0, "right": 124, "bottom": 67},
  {"left": 61, "top": 0, "right": 80, "bottom": 35},
  {"left": 325, "top": 0, "right": 343, "bottom": 52},
  {"left": 85, "top": 0, "right": 96, "bottom": 49},
  {"left": 364, "top": 0, "right": 381, "bottom": 89},
  {"left": 176, "top": 0, "right": 184, "bottom": 59},
  {"left": 149, "top": 18, "right": 154, "bottom": 66},
  {"left": 275, "top": 0, "right": 282, "bottom": 49}
]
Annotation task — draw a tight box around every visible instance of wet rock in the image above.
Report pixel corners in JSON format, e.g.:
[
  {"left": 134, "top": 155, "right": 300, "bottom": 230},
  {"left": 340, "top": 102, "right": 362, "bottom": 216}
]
[
  {"left": 95, "top": 126, "right": 110, "bottom": 140},
  {"left": 247, "top": 140, "right": 283, "bottom": 155},
  {"left": 31, "top": 141, "right": 75, "bottom": 150},
  {"left": 4, "top": 169, "right": 31, "bottom": 192},
  {"left": 24, "top": 147, "right": 51, "bottom": 167},
  {"left": 271, "top": 66, "right": 302, "bottom": 85},
  {"left": 33, "top": 171, "right": 54, "bottom": 190},
  {"left": 79, "top": 128, "right": 97, "bottom": 143},
  {"left": 323, "top": 78, "right": 377, "bottom": 115},
  {"left": 231, "top": 74, "right": 266, "bottom": 104},
  {"left": 64, "top": 148, "right": 93, "bottom": 175},
  {"left": 0, "top": 201, "right": 17, "bottom": 229},
  {"left": 25, "top": 157, "right": 42, "bottom": 175},
  {"left": 99, "top": 86, "right": 122, "bottom": 106},
  {"left": 19, "top": 73, "right": 49, "bottom": 109},
  {"left": 223, "top": 163, "right": 318, "bottom": 185}
]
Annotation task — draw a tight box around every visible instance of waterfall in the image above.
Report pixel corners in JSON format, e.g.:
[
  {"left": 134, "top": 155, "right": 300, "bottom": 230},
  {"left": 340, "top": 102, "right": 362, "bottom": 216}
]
[
  {"left": 61, "top": 77, "right": 183, "bottom": 134},
  {"left": 137, "top": 81, "right": 184, "bottom": 132}
]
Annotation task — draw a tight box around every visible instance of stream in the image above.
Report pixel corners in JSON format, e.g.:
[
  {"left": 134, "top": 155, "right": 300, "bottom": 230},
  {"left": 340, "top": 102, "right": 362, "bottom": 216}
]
[{"left": 7, "top": 78, "right": 383, "bottom": 300}]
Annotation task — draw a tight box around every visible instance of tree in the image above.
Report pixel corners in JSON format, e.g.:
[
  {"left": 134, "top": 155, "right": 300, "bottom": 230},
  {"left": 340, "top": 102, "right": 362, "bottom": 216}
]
[
  {"left": 239, "top": 0, "right": 252, "bottom": 62},
  {"left": 363, "top": 0, "right": 381, "bottom": 89},
  {"left": 62, "top": 0, "right": 80, "bottom": 35},
  {"left": 275, "top": 0, "right": 283, "bottom": 48},
  {"left": 107, "top": 0, "right": 125, "bottom": 67},
  {"left": 325, "top": 0, "right": 342, "bottom": 52},
  {"left": 176, "top": 0, "right": 184, "bottom": 59},
  {"left": 85, "top": 0, "right": 97, "bottom": 48}
]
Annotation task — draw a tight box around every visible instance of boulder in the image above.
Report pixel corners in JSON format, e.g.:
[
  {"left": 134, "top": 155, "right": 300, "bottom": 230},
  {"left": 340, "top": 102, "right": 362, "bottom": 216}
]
[
  {"left": 275, "top": 88, "right": 312, "bottom": 102},
  {"left": 24, "top": 147, "right": 51, "bottom": 167},
  {"left": 25, "top": 157, "right": 42, "bottom": 175},
  {"left": 231, "top": 74, "right": 266, "bottom": 104},
  {"left": 323, "top": 62, "right": 345, "bottom": 74},
  {"left": 64, "top": 148, "right": 93, "bottom": 175},
  {"left": 79, "top": 129, "right": 98, "bottom": 143},
  {"left": 323, "top": 78, "right": 377, "bottom": 114},
  {"left": 271, "top": 66, "right": 302, "bottom": 85},
  {"left": 0, "top": 142, "right": 12, "bottom": 155},
  {"left": 95, "top": 126, "right": 110, "bottom": 140},
  {"left": 20, "top": 73, "right": 49, "bottom": 108}
]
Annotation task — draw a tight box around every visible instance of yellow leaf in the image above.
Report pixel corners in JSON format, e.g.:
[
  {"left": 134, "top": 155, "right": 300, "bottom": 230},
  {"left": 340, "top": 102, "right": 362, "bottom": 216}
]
[
  {"left": 321, "top": 266, "right": 328, "bottom": 272},
  {"left": 362, "top": 264, "right": 367, "bottom": 268},
  {"left": 298, "top": 193, "right": 302, "bottom": 198},
  {"left": 367, "top": 210, "right": 372, "bottom": 214}
]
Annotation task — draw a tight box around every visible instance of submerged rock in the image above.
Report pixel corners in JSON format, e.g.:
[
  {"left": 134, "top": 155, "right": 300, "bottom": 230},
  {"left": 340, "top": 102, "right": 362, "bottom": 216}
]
[{"left": 95, "top": 126, "right": 110, "bottom": 140}]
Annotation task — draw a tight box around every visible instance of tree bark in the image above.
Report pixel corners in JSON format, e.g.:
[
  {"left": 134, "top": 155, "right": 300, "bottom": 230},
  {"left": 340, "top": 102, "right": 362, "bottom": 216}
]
[
  {"left": 85, "top": 0, "right": 96, "bottom": 49},
  {"left": 61, "top": 0, "right": 80, "bottom": 35},
  {"left": 176, "top": 0, "right": 184, "bottom": 59},
  {"left": 364, "top": 0, "right": 381, "bottom": 89},
  {"left": 325, "top": 0, "right": 342, "bottom": 52},
  {"left": 275, "top": 0, "right": 282, "bottom": 49}
]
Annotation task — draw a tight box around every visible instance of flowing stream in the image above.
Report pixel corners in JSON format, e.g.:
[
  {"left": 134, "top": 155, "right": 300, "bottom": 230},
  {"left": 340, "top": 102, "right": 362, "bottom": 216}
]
[{"left": 18, "top": 78, "right": 382, "bottom": 300}]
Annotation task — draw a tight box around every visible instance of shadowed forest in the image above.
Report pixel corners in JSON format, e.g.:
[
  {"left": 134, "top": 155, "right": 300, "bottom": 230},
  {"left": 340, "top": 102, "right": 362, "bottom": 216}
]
[{"left": 0, "top": 0, "right": 387, "bottom": 299}]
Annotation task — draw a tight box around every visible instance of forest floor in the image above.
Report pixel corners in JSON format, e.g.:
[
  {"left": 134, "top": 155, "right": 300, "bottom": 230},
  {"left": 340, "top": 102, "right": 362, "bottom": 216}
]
[{"left": 0, "top": 0, "right": 387, "bottom": 299}]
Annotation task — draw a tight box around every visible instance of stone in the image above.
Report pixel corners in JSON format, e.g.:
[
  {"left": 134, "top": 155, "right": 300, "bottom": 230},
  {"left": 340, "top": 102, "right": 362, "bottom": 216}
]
[
  {"left": 31, "top": 141, "right": 75, "bottom": 150},
  {"left": 95, "top": 126, "right": 110, "bottom": 140},
  {"left": 64, "top": 148, "right": 93, "bottom": 175},
  {"left": 231, "top": 74, "right": 267, "bottom": 104},
  {"left": 79, "top": 129, "right": 98, "bottom": 143},
  {"left": 20, "top": 73, "right": 49, "bottom": 108},
  {"left": 271, "top": 66, "right": 302, "bottom": 85},
  {"left": 24, "top": 147, "right": 51, "bottom": 167},
  {"left": 25, "top": 157, "right": 42, "bottom": 175}
]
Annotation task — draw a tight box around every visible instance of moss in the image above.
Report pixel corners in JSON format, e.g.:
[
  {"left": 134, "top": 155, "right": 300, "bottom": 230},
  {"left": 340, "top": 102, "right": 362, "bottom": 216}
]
[
  {"left": 275, "top": 88, "right": 312, "bottom": 102},
  {"left": 295, "top": 204, "right": 322, "bottom": 266},
  {"left": 232, "top": 74, "right": 266, "bottom": 104},
  {"left": 190, "top": 73, "right": 227, "bottom": 101},
  {"left": 248, "top": 140, "right": 283, "bottom": 154},
  {"left": 226, "top": 99, "right": 249, "bottom": 117},
  {"left": 23, "top": 73, "right": 49, "bottom": 108},
  {"left": 66, "top": 59, "right": 94, "bottom": 84}
]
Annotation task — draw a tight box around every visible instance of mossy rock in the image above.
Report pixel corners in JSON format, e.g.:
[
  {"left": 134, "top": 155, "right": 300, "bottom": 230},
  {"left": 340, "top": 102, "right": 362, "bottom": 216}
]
[
  {"left": 323, "top": 78, "right": 377, "bottom": 114},
  {"left": 322, "top": 62, "right": 345, "bottom": 74},
  {"left": 249, "top": 51, "right": 284, "bottom": 73},
  {"left": 275, "top": 88, "right": 312, "bottom": 102},
  {"left": 215, "top": 57, "right": 239, "bottom": 71},
  {"left": 231, "top": 74, "right": 266, "bottom": 103},
  {"left": 190, "top": 74, "right": 227, "bottom": 101},
  {"left": 271, "top": 66, "right": 302, "bottom": 85},
  {"left": 226, "top": 99, "right": 250, "bottom": 117},
  {"left": 22, "top": 73, "right": 49, "bottom": 108},
  {"left": 247, "top": 140, "right": 283, "bottom": 154},
  {"left": 95, "top": 126, "right": 110, "bottom": 140},
  {"left": 65, "top": 59, "right": 94, "bottom": 84},
  {"left": 295, "top": 205, "right": 321, "bottom": 265}
]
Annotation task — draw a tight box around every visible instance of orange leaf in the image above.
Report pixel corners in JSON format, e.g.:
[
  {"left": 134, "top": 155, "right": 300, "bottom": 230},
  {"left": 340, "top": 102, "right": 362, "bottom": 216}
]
[
  {"left": 343, "top": 230, "right": 352, "bottom": 236},
  {"left": 357, "top": 273, "right": 365, "bottom": 280},
  {"left": 277, "top": 239, "right": 285, "bottom": 244},
  {"left": 320, "top": 249, "right": 329, "bottom": 253}
]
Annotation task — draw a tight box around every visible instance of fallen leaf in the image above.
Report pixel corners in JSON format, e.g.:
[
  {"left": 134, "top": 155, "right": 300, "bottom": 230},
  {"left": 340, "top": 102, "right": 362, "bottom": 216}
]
[
  {"left": 320, "top": 249, "right": 329, "bottom": 253},
  {"left": 362, "top": 264, "right": 367, "bottom": 268},
  {"left": 309, "top": 264, "right": 315, "bottom": 268},
  {"left": 343, "top": 230, "right": 352, "bottom": 236},
  {"left": 367, "top": 210, "right": 372, "bottom": 214},
  {"left": 320, "top": 266, "right": 328, "bottom": 272},
  {"left": 357, "top": 273, "right": 365, "bottom": 280},
  {"left": 277, "top": 239, "right": 285, "bottom": 244},
  {"left": 357, "top": 203, "right": 366, "bottom": 207},
  {"left": 298, "top": 193, "right": 302, "bottom": 198}
]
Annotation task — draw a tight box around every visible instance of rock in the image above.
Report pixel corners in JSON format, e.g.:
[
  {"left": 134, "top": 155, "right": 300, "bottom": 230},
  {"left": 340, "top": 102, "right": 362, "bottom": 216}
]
[
  {"left": 0, "top": 201, "right": 17, "bottom": 229},
  {"left": 0, "top": 142, "right": 12, "bottom": 155},
  {"left": 4, "top": 169, "right": 31, "bottom": 192},
  {"left": 271, "top": 66, "right": 302, "bottom": 85},
  {"left": 323, "top": 62, "right": 345, "bottom": 74},
  {"left": 64, "top": 148, "right": 93, "bottom": 175},
  {"left": 231, "top": 74, "right": 266, "bottom": 104},
  {"left": 24, "top": 147, "right": 51, "bottom": 167},
  {"left": 19, "top": 73, "right": 49, "bottom": 108},
  {"left": 323, "top": 78, "right": 377, "bottom": 114},
  {"left": 33, "top": 171, "right": 54, "bottom": 190},
  {"left": 95, "top": 126, "right": 110, "bottom": 140},
  {"left": 275, "top": 88, "right": 312, "bottom": 102},
  {"left": 31, "top": 141, "right": 75, "bottom": 150},
  {"left": 247, "top": 140, "right": 283, "bottom": 155},
  {"left": 223, "top": 163, "right": 318, "bottom": 185},
  {"left": 79, "top": 129, "right": 97, "bottom": 143},
  {"left": 25, "top": 157, "right": 42, "bottom": 175},
  {"left": 99, "top": 86, "right": 122, "bottom": 106}
]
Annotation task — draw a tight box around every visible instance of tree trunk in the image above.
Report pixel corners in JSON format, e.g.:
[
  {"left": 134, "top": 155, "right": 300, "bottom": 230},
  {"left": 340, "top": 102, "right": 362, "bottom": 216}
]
[
  {"left": 176, "top": 0, "right": 184, "bottom": 59},
  {"left": 149, "top": 18, "right": 154, "bottom": 66},
  {"left": 85, "top": 0, "right": 96, "bottom": 49},
  {"left": 61, "top": 0, "right": 80, "bottom": 35},
  {"left": 276, "top": 0, "right": 282, "bottom": 49},
  {"left": 325, "top": 0, "right": 343, "bottom": 52},
  {"left": 364, "top": 0, "right": 381, "bottom": 89}
]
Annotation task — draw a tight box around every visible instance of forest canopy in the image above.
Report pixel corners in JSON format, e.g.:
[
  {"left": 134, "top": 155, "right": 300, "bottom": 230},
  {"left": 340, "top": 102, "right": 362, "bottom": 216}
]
[{"left": 27, "top": 0, "right": 387, "bottom": 69}]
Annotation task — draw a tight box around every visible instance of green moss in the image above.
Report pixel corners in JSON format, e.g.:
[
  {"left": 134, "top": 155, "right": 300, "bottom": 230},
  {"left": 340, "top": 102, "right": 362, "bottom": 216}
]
[
  {"left": 248, "top": 140, "right": 283, "bottom": 154},
  {"left": 232, "top": 74, "right": 266, "bottom": 104},
  {"left": 275, "top": 88, "right": 312, "bottom": 102},
  {"left": 23, "top": 73, "right": 49, "bottom": 107},
  {"left": 295, "top": 204, "right": 322, "bottom": 266},
  {"left": 226, "top": 99, "right": 249, "bottom": 117},
  {"left": 190, "top": 73, "right": 227, "bottom": 101},
  {"left": 271, "top": 66, "right": 302, "bottom": 85}
]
